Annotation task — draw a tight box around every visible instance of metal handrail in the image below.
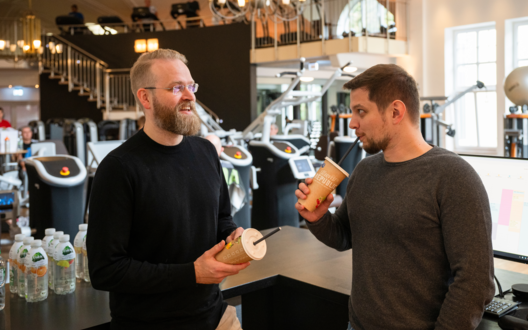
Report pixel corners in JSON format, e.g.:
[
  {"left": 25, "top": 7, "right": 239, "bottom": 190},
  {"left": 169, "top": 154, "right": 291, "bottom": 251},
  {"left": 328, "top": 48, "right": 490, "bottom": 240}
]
[
  {"left": 51, "top": 34, "right": 108, "bottom": 67},
  {"left": 104, "top": 68, "right": 130, "bottom": 73},
  {"left": 197, "top": 99, "right": 221, "bottom": 124}
]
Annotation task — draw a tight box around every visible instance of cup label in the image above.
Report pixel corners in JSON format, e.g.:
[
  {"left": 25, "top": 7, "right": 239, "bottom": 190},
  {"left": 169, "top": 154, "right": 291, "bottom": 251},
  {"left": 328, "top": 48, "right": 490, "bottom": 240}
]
[{"left": 314, "top": 171, "right": 339, "bottom": 190}]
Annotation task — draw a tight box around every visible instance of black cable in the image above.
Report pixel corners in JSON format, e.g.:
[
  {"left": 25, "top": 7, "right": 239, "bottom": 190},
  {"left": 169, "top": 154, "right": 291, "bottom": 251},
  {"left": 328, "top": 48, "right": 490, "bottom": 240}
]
[{"left": 494, "top": 275, "right": 504, "bottom": 298}]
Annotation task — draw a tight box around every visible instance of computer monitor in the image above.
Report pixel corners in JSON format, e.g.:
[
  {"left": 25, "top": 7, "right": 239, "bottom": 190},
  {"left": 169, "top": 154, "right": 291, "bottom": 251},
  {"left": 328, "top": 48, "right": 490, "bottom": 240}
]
[{"left": 460, "top": 154, "right": 528, "bottom": 264}]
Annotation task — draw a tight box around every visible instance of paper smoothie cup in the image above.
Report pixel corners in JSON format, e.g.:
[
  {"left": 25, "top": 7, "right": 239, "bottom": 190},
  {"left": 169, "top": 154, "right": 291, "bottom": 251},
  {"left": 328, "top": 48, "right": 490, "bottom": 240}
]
[
  {"left": 298, "top": 157, "right": 349, "bottom": 212},
  {"left": 215, "top": 228, "right": 267, "bottom": 265}
]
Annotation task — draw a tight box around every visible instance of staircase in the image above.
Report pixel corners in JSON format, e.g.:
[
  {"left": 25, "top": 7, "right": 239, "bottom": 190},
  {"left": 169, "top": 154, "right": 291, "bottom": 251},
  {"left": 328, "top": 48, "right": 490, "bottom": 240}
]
[{"left": 39, "top": 34, "right": 139, "bottom": 120}]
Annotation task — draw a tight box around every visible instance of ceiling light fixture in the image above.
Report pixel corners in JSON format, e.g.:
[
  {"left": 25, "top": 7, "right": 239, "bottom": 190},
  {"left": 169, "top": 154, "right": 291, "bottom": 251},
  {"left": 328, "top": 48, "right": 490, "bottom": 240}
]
[
  {"left": 147, "top": 38, "right": 158, "bottom": 52},
  {"left": 135, "top": 39, "right": 147, "bottom": 53},
  {"left": 300, "top": 76, "right": 314, "bottom": 82},
  {"left": 343, "top": 66, "right": 358, "bottom": 73}
]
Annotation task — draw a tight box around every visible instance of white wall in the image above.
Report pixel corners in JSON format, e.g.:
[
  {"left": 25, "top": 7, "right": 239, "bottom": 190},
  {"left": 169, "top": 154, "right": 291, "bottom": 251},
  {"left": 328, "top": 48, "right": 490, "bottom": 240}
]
[{"left": 412, "top": 0, "right": 528, "bottom": 154}]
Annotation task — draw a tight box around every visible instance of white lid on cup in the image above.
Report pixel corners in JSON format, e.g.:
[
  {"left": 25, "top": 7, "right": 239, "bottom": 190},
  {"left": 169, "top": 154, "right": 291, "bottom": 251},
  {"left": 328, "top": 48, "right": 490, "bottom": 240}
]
[{"left": 241, "top": 228, "right": 267, "bottom": 261}]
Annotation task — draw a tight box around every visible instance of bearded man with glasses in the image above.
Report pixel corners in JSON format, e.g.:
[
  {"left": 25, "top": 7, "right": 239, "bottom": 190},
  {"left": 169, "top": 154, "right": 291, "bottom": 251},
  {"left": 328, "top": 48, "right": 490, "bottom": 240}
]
[{"left": 87, "top": 49, "right": 247, "bottom": 330}]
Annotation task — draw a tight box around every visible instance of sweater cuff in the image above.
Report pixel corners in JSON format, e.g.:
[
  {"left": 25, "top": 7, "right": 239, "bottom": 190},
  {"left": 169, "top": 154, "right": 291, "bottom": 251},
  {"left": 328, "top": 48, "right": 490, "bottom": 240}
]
[{"left": 305, "top": 211, "right": 331, "bottom": 228}]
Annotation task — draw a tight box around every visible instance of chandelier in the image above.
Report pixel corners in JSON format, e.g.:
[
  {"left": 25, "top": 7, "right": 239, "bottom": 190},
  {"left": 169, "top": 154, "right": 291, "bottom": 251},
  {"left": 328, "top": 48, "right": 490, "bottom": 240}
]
[
  {"left": 209, "top": 0, "right": 307, "bottom": 22},
  {"left": 0, "top": 1, "right": 42, "bottom": 62}
]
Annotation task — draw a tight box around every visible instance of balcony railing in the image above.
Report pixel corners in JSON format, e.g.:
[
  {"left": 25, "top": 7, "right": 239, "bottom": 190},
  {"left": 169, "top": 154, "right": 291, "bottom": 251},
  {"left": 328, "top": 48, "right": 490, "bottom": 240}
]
[{"left": 45, "top": 0, "right": 406, "bottom": 52}]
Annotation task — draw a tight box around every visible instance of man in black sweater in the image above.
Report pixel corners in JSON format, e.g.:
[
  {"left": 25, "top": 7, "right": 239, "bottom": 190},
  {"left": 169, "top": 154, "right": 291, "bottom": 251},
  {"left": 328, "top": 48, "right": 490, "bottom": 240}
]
[
  {"left": 87, "top": 49, "right": 249, "bottom": 330},
  {"left": 295, "top": 64, "right": 495, "bottom": 329}
]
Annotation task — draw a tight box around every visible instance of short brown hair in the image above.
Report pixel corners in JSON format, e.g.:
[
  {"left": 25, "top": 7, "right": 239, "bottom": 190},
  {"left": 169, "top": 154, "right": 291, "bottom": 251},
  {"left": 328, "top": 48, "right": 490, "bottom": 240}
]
[
  {"left": 343, "top": 64, "right": 420, "bottom": 124},
  {"left": 130, "top": 49, "right": 188, "bottom": 110}
]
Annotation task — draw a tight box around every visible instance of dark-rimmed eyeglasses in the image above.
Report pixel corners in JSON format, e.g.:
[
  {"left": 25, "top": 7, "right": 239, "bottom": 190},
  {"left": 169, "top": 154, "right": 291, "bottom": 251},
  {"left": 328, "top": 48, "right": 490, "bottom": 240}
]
[{"left": 144, "top": 83, "right": 199, "bottom": 94}]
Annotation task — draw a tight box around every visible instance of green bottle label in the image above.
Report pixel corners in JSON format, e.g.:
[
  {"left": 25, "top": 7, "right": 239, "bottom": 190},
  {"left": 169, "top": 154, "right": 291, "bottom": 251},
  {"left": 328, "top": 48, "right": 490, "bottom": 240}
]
[
  {"left": 20, "top": 248, "right": 28, "bottom": 259},
  {"left": 32, "top": 252, "right": 45, "bottom": 263},
  {"left": 62, "top": 246, "right": 73, "bottom": 256}
]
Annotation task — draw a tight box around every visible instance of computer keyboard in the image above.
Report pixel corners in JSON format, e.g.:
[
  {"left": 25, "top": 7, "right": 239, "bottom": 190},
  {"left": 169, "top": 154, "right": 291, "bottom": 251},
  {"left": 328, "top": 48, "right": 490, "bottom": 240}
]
[{"left": 484, "top": 297, "right": 521, "bottom": 317}]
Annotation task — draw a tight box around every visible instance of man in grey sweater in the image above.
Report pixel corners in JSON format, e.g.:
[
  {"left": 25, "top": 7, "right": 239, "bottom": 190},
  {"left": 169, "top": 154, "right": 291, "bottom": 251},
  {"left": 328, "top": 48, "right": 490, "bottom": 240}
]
[{"left": 295, "top": 64, "right": 495, "bottom": 330}]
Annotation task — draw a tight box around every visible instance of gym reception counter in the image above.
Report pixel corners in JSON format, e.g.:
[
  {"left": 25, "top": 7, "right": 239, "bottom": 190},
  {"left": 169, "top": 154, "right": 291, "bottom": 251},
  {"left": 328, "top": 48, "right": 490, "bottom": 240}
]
[{"left": 0, "top": 226, "right": 527, "bottom": 330}]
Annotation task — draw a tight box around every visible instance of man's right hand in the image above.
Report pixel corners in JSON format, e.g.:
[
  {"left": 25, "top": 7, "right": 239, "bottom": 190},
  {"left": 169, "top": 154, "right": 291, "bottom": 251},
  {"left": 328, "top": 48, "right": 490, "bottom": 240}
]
[
  {"left": 295, "top": 177, "right": 334, "bottom": 223},
  {"left": 194, "top": 240, "right": 250, "bottom": 284}
]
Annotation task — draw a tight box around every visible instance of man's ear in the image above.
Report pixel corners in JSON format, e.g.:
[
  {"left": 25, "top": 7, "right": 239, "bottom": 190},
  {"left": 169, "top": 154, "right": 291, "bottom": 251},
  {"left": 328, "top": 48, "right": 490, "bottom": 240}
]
[
  {"left": 391, "top": 100, "right": 407, "bottom": 125},
  {"left": 137, "top": 89, "right": 153, "bottom": 111}
]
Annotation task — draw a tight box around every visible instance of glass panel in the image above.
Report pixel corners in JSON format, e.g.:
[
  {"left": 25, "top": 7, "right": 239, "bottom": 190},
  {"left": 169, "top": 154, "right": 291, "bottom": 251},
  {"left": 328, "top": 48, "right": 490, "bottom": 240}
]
[
  {"left": 476, "top": 92, "right": 497, "bottom": 147},
  {"left": 456, "top": 31, "right": 477, "bottom": 64},
  {"left": 478, "top": 29, "right": 496, "bottom": 63},
  {"left": 519, "top": 60, "right": 528, "bottom": 67},
  {"left": 478, "top": 63, "right": 496, "bottom": 86},
  {"left": 456, "top": 64, "right": 477, "bottom": 88},
  {"left": 456, "top": 93, "right": 478, "bottom": 147},
  {"left": 517, "top": 25, "right": 528, "bottom": 60}
]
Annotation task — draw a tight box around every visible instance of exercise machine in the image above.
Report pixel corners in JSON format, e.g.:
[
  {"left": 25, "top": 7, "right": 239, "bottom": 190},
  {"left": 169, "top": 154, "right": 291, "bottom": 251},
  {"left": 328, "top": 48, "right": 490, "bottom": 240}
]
[
  {"left": 503, "top": 66, "right": 528, "bottom": 158},
  {"left": 25, "top": 155, "right": 87, "bottom": 238},
  {"left": 420, "top": 81, "right": 485, "bottom": 147},
  {"left": 246, "top": 58, "right": 352, "bottom": 230},
  {"left": 196, "top": 101, "right": 255, "bottom": 228}
]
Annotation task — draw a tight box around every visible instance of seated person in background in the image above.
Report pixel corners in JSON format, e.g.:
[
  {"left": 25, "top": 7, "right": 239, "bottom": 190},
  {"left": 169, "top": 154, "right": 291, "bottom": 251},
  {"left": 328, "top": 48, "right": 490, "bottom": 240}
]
[
  {"left": 205, "top": 134, "right": 223, "bottom": 157},
  {"left": 0, "top": 108, "right": 12, "bottom": 128},
  {"left": 15, "top": 126, "right": 34, "bottom": 180},
  {"left": 270, "top": 123, "right": 278, "bottom": 136},
  {"left": 137, "top": 116, "right": 145, "bottom": 131},
  {"left": 68, "top": 4, "right": 84, "bottom": 23},
  {"left": 185, "top": 0, "right": 201, "bottom": 28}
]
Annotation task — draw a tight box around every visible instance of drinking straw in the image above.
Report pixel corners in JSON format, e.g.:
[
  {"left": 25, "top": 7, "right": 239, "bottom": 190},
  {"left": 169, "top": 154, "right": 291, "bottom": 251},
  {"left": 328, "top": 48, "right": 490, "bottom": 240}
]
[
  {"left": 337, "top": 136, "right": 360, "bottom": 167},
  {"left": 253, "top": 227, "right": 281, "bottom": 245}
]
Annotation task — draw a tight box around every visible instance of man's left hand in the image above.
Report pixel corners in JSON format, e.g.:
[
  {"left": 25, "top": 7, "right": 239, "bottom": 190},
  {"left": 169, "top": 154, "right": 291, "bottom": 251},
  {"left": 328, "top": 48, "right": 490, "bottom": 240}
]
[{"left": 226, "top": 227, "right": 244, "bottom": 244}]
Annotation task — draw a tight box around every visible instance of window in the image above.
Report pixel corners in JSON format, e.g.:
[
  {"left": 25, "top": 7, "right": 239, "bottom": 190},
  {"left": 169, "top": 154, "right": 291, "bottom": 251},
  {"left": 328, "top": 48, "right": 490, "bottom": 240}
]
[
  {"left": 336, "top": 0, "right": 395, "bottom": 38},
  {"left": 452, "top": 26, "right": 497, "bottom": 149},
  {"left": 514, "top": 22, "right": 528, "bottom": 68}
]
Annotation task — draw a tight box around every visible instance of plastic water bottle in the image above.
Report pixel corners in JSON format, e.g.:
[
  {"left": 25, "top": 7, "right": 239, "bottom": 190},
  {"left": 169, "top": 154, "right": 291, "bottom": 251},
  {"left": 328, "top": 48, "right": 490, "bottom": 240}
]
[
  {"left": 0, "top": 247, "right": 5, "bottom": 310},
  {"left": 17, "top": 236, "right": 34, "bottom": 298},
  {"left": 74, "top": 224, "right": 87, "bottom": 279},
  {"left": 25, "top": 240, "right": 48, "bottom": 302},
  {"left": 8, "top": 234, "right": 25, "bottom": 294},
  {"left": 42, "top": 228, "right": 55, "bottom": 258},
  {"left": 53, "top": 235, "right": 75, "bottom": 295},
  {"left": 82, "top": 238, "right": 90, "bottom": 283},
  {"left": 48, "top": 231, "right": 63, "bottom": 291}
]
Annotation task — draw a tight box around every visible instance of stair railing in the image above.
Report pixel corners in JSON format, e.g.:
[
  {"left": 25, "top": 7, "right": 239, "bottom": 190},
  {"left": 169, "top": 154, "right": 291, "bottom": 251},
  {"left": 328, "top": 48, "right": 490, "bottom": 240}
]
[{"left": 40, "top": 34, "right": 108, "bottom": 109}]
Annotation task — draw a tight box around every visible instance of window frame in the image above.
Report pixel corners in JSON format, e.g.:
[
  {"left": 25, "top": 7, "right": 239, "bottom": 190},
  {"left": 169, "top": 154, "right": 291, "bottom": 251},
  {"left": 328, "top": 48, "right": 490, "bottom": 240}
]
[
  {"left": 450, "top": 24, "right": 497, "bottom": 154},
  {"left": 513, "top": 20, "right": 528, "bottom": 68}
]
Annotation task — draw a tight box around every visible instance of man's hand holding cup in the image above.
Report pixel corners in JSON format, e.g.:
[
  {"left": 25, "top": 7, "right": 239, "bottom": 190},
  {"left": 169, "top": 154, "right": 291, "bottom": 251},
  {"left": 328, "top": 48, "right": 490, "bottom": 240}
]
[{"left": 295, "top": 177, "right": 334, "bottom": 223}]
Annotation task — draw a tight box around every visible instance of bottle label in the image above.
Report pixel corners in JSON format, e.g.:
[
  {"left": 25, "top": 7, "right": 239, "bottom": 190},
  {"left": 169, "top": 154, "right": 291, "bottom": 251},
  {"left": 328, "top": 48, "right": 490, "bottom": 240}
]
[
  {"left": 54, "top": 243, "right": 76, "bottom": 261},
  {"left": 28, "top": 248, "right": 48, "bottom": 277},
  {"left": 0, "top": 268, "right": 4, "bottom": 285},
  {"left": 20, "top": 248, "right": 28, "bottom": 259}
]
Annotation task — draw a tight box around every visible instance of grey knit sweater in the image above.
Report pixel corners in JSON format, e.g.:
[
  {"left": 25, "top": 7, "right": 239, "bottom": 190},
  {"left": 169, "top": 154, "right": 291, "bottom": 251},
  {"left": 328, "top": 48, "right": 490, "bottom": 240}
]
[{"left": 306, "top": 146, "right": 495, "bottom": 330}]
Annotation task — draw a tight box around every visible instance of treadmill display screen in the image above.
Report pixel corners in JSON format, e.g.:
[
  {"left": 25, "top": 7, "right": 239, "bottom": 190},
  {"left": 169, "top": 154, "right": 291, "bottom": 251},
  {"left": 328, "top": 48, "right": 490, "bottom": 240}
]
[{"left": 294, "top": 159, "right": 312, "bottom": 173}]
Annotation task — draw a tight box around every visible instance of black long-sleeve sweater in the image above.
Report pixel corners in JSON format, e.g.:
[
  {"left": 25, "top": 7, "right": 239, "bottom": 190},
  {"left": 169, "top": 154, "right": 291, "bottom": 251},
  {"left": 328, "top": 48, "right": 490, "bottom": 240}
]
[
  {"left": 87, "top": 130, "right": 237, "bottom": 330},
  {"left": 307, "top": 146, "right": 495, "bottom": 330}
]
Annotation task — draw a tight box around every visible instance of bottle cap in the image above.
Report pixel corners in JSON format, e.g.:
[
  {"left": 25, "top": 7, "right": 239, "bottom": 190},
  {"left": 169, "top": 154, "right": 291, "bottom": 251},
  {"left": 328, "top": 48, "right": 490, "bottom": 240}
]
[
  {"left": 14, "top": 234, "right": 25, "bottom": 242},
  {"left": 23, "top": 236, "right": 34, "bottom": 245},
  {"left": 79, "top": 224, "right": 88, "bottom": 231},
  {"left": 53, "top": 231, "right": 64, "bottom": 239},
  {"left": 31, "top": 240, "right": 42, "bottom": 247},
  {"left": 59, "top": 234, "right": 70, "bottom": 243},
  {"left": 45, "top": 228, "right": 56, "bottom": 236}
]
